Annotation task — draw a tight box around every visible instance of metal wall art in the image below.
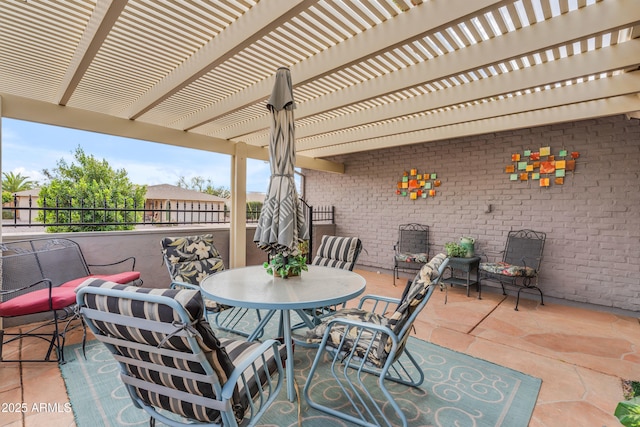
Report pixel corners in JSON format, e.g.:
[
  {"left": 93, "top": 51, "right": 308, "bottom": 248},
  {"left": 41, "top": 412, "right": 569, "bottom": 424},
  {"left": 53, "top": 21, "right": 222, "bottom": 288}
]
[
  {"left": 396, "top": 168, "right": 441, "bottom": 199},
  {"left": 506, "top": 147, "right": 579, "bottom": 187}
]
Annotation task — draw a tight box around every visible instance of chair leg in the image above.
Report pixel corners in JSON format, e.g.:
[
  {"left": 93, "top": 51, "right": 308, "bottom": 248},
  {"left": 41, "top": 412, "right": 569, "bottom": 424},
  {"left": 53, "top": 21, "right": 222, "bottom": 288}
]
[
  {"left": 214, "top": 307, "right": 265, "bottom": 339},
  {"left": 1, "top": 315, "right": 63, "bottom": 363},
  {"left": 304, "top": 340, "right": 415, "bottom": 427}
]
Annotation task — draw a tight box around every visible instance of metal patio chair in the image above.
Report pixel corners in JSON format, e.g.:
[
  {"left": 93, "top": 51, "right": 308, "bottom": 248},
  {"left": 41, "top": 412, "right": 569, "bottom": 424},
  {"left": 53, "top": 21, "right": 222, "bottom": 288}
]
[
  {"left": 76, "top": 279, "right": 284, "bottom": 427},
  {"left": 302, "top": 253, "right": 449, "bottom": 427},
  {"left": 1, "top": 238, "right": 140, "bottom": 363},
  {"left": 393, "top": 223, "right": 429, "bottom": 286},
  {"left": 161, "top": 234, "right": 263, "bottom": 338},
  {"left": 479, "top": 229, "right": 546, "bottom": 310}
]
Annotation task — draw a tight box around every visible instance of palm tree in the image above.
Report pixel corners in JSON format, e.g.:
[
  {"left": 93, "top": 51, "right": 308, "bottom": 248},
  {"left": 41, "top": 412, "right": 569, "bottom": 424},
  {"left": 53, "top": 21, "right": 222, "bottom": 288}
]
[{"left": 2, "top": 171, "right": 36, "bottom": 193}]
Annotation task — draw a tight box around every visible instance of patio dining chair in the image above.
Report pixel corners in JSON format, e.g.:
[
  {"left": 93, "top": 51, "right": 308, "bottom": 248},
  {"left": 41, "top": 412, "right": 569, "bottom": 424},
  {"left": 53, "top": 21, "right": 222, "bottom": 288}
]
[
  {"left": 76, "top": 279, "right": 284, "bottom": 427},
  {"left": 161, "top": 234, "right": 264, "bottom": 339},
  {"left": 479, "top": 229, "right": 546, "bottom": 310},
  {"left": 302, "top": 235, "right": 363, "bottom": 325},
  {"left": 302, "top": 253, "right": 449, "bottom": 427},
  {"left": 393, "top": 223, "right": 429, "bottom": 286}
]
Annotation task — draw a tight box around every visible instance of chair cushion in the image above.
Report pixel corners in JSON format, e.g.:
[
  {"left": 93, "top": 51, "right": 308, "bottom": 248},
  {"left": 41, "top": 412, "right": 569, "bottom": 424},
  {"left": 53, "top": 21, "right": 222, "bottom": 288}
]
[
  {"left": 220, "top": 337, "right": 286, "bottom": 412},
  {"left": 77, "top": 278, "right": 241, "bottom": 422},
  {"left": 303, "top": 308, "right": 390, "bottom": 367},
  {"left": 312, "top": 236, "right": 360, "bottom": 270},
  {"left": 388, "top": 253, "right": 447, "bottom": 334},
  {"left": 162, "top": 235, "right": 225, "bottom": 286},
  {"left": 480, "top": 262, "right": 536, "bottom": 277},
  {"left": 0, "top": 287, "right": 77, "bottom": 317},
  {"left": 303, "top": 253, "right": 448, "bottom": 367},
  {"left": 162, "top": 234, "right": 222, "bottom": 262},
  {"left": 59, "top": 271, "right": 141, "bottom": 289},
  {"left": 394, "top": 252, "right": 429, "bottom": 264},
  {"left": 168, "top": 258, "right": 225, "bottom": 286}
]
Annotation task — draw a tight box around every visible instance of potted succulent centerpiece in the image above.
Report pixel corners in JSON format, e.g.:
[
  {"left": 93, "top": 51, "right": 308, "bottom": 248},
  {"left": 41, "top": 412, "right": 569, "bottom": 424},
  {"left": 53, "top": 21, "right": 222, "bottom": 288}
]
[{"left": 264, "top": 241, "right": 309, "bottom": 278}]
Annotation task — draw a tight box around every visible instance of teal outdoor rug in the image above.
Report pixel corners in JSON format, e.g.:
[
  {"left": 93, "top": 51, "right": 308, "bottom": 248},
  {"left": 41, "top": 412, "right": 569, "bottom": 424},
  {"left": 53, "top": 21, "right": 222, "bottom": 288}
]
[{"left": 61, "top": 316, "right": 541, "bottom": 427}]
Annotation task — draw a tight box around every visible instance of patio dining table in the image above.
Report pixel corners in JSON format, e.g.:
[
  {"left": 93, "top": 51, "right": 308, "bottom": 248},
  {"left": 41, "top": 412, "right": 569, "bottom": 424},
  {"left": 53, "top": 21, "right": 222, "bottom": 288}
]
[{"left": 199, "top": 264, "right": 366, "bottom": 401}]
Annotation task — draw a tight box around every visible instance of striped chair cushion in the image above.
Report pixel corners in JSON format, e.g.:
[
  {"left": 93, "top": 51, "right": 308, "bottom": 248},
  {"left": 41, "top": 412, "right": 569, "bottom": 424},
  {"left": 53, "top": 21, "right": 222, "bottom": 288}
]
[
  {"left": 312, "top": 236, "right": 360, "bottom": 270},
  {"left": 77, "top": 279, "right": 241, "bottom": 423}
]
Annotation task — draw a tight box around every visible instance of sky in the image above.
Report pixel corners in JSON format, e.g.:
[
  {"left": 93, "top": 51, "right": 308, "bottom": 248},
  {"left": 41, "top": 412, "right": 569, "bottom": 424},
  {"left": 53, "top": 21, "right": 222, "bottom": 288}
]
[{"left": 1, "top": 118, "right": 273, "bottom": 192}]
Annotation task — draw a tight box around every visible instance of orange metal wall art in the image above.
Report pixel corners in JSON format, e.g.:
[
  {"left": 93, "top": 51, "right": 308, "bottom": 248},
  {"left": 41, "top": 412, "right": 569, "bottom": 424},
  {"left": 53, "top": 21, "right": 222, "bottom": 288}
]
[
  {"left": 506, "top": 147, "right": 579, "bottom": 187},
  {"left": 396, "top": 168, "right": 441, "bottom": 199}
]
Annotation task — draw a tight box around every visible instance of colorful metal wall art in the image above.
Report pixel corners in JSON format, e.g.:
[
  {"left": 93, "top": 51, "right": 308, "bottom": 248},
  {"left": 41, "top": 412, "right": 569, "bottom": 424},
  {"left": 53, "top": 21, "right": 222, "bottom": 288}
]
[
  {"left": 396, "top": 168, "right": 441, "bottom": 199},
  {"left": 506, "top": 147, "right": 579, "bottom": 187}
]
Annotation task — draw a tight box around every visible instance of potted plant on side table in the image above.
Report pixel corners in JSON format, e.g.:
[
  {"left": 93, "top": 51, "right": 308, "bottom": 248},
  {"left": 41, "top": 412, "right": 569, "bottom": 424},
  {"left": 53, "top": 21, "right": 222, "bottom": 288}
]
[{"left": 445, "top": 242, "right": 467, "bottom": 258}]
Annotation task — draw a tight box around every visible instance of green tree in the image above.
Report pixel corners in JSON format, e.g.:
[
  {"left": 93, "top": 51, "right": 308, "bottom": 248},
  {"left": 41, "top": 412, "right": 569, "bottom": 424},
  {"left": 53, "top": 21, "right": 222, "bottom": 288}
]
[
  {"left": 2, "top": 171, "right": 37, "bottom": 192},
  {"left": 176, "top": 175, "right": 230, "bottom": 198},
  {"left": 2, "top": 191, "right": 12, "bottom": 204},
  {"left": 206, "top": 185, "right": 231, "bottom": 199},
  {"left": 37, "top": 147, "right": 146, "bottom": 232},
  {"left": 246, "top": 201, "right": 263, "bottom": 220}
]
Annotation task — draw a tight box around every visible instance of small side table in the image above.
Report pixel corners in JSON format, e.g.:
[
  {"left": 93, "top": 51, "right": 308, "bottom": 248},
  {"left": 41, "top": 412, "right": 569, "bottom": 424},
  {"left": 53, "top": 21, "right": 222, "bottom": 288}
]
[{"left": 443, "top": 256, "right": 482, "bottom": 299}]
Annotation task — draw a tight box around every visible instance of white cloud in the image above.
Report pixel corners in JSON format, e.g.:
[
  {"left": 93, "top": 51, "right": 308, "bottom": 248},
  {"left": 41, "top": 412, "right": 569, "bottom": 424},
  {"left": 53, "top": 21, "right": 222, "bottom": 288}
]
[{"left": 2, "top": 118, "right": 272, "bottom": 192}]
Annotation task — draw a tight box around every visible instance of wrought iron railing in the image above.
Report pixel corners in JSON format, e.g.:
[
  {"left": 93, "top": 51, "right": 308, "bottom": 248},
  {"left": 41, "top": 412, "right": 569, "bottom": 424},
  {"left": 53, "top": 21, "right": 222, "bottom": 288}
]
[{"left": 2, "top": 194, "right": 334, "bottom": 228}]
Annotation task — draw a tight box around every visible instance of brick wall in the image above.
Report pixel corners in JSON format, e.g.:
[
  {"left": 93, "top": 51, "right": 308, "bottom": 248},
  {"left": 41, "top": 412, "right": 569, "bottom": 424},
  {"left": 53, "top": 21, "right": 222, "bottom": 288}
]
[{"left": 302, "top": 115, "right": 640, "bottom": 312}]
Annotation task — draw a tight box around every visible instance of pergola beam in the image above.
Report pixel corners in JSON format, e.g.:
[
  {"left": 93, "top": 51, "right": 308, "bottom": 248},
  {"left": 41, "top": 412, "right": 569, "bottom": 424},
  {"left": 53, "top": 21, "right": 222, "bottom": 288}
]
[
  {"left": 237, "top": 0, "right": 640, "bottom": 146},
  {"left": 0, "top": 93, "right": 344, "bottom": 173},
  {"left": 300, "top": 79, "right": 640, "bottom": 158},
  {"left": 124, "top": 0, "right": 311, "bottom": 120},
  {"left": 296, "top": 39, "right": 640, "bottom": 150},
  {"left": 55, "top": 0, "right": 126, "bottom": 106},
  {"left": 180, "top": 0, "right": 509, "bottom": 133}
]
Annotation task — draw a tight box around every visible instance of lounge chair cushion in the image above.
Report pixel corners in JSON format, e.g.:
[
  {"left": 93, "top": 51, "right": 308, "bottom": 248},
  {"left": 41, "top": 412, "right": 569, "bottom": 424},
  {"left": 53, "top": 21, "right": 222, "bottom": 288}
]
[
  {"left": 0, "top": 287, "right": 77, "bottom": 317},
  {"left": 480, "top": 262, "right": 536, "bottom": 277},
  {"left": 312, "top": 236, "right": 360, "bottom": 270}
]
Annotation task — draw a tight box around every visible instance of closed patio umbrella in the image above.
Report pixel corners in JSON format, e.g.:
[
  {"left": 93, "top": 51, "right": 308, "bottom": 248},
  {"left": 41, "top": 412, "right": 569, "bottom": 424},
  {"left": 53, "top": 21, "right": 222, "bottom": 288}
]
[{"left": 254, "top": 67, "right": 309, "bottom": 255}]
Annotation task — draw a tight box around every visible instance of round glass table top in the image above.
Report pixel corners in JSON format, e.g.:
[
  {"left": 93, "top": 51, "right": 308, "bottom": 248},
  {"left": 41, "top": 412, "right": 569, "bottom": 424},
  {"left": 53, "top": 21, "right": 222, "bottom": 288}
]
[{"left": 200, "top": 265, "right": 366, "bottom": 310}]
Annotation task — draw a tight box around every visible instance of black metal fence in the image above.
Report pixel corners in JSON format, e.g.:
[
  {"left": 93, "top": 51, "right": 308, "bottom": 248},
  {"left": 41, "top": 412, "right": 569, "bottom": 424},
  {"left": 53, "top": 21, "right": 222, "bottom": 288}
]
[{"left": 2, "top": 194, "right": 334, "bottom": 228}]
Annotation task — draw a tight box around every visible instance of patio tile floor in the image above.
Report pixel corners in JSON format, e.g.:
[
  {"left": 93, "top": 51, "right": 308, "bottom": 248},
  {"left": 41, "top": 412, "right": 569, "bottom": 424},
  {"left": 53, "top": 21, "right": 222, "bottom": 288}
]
[{"left": 1, "top": 269, "right": 638, "bottom": 426}]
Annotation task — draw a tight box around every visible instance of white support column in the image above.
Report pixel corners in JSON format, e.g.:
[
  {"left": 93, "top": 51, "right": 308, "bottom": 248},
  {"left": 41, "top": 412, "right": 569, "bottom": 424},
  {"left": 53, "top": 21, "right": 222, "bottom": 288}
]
[
  {"left": 230, "top": 142, "right": 247, "bottom": 268},
  {"left": 0, "top": 95, "right": 3, "bottom": 243},
  {"left": 1, "top": 95, "right": 3, "bottom": 331}
]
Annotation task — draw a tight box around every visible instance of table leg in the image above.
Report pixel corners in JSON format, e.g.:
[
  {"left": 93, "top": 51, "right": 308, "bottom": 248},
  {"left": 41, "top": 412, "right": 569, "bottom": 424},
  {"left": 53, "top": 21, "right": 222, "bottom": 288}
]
[
  {"left": 466, "top": 270, "right": 471, "bottom": 297},
  {"left": 247, "top": 309, "right": 278, "bottom": 342},
  {"left": 281, "top": 309, "right": 296, "bottom": 401}
]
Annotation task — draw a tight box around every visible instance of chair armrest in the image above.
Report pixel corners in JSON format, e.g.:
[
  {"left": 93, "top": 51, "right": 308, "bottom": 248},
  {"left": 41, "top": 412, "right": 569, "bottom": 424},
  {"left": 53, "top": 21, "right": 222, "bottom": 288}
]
[
  {"left": 88, "top": 256, "right": 136, "bottom": 272},
  {"left": 169, "top": 281, "right": 199, "bottom": 291},
  {"left": 0, "top": 278, "right": 52, "bottom": 296},
  {"left": 220, "top": 339, "right": 284, "bottom": 400},
  {"left": 321, "top": 317, "right": 400, "bottom": 356},
  {"left": 357, "top": 294, "right": 400, "bottom": 315}
]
